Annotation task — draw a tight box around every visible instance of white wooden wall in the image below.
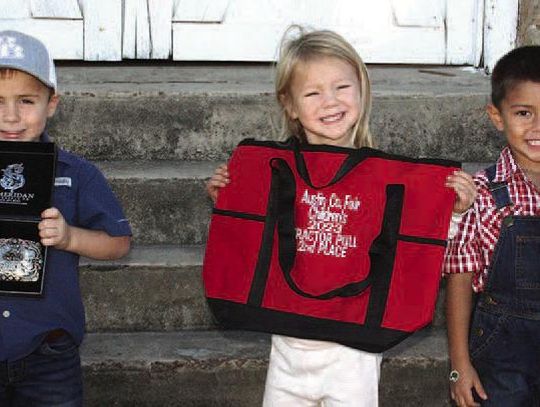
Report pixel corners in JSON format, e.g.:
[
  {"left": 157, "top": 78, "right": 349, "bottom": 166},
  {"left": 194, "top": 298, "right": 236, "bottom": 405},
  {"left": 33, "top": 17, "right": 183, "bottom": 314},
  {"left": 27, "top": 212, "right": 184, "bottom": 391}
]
[
  {"left": 0, "top": 0, "right": 519, "bottom": 69},
  {"left": 0, "top": 0, "right": 83, "bottom": 59}
]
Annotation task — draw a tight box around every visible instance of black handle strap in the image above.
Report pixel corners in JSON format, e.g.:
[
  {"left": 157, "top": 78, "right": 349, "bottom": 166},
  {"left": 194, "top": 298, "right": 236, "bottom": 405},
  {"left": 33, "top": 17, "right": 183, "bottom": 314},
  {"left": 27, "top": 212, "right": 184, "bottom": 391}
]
[
  {"left": 291, "top": 138, "right": 364, "bottom": 189},
  {"left": 364, "top": 184, "right": 405, "bottom": 326},
  {"left": 272, "top": 158, "right": 372, "bottom": 300}
]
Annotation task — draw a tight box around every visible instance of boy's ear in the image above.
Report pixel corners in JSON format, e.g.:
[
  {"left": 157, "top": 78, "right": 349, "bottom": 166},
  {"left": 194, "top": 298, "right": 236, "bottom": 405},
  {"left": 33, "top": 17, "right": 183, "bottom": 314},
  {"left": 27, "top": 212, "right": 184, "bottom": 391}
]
[
  {"left": 280, "top": 93, "right": 298, "bottom": 120},
  {"left": 486, "top": 103, "right": 505, "bottom": 131},
  {"left": 47, "top": 94, "right": 59, "bottom": 118}
]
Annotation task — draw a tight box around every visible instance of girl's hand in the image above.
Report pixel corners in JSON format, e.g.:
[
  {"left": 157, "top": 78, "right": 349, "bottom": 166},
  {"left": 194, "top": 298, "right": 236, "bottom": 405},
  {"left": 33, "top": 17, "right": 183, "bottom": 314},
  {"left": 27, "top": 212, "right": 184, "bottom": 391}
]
[
  {"left": 446, "top": 170, "right": 476, "bottom": 214},
  {"left": 206, "top": 164, "right": 230, "bottom": 203},
  {"left": 450, "top": 363, "right": 487, "bottom": 407}
]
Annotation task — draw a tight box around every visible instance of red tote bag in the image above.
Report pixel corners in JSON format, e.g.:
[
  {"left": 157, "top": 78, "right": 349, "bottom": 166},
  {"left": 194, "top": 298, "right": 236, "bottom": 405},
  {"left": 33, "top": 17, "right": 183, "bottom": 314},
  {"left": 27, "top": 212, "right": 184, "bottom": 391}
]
[{"left": 203, "top": 138, "right": 459, "bottom": 352}]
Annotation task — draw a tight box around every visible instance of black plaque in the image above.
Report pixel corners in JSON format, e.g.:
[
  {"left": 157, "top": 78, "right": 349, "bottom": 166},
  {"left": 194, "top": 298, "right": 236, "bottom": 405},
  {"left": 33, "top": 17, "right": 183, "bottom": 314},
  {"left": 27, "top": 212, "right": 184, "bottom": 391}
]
[{"left": 0, "top": 141, "right": 56, "bottom": 296}]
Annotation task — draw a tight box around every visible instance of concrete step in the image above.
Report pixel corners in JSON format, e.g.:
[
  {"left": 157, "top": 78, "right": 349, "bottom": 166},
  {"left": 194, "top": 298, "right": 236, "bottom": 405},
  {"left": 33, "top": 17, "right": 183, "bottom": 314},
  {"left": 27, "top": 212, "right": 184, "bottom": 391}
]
[
  {"left": 81, "top": 328, "right": 451, "bottom": 407},
  {"left": 97, "top": 160, "right": 215, "bottom": 245},
  {"left": 99, "top": 160, "right": 489, "bottom": 246},
  {"left": 81, "top": 245, "right": 450, "bottom": 332},
  {"left": 50, "top": 64, "right": 500, "bottom": 162},
  {"left": 81, "top": 245, "right": 214, "bottom": 332}
]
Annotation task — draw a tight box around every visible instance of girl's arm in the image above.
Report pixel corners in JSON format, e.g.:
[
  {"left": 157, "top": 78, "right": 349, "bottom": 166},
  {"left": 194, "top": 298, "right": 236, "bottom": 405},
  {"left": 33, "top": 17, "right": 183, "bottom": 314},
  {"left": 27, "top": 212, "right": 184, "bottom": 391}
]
[
  {"left": 206, "top": 164, "right": 230, "bottom": 203},
  {"left": 446, "top": 272, "right": 487, "bottom": 407}
]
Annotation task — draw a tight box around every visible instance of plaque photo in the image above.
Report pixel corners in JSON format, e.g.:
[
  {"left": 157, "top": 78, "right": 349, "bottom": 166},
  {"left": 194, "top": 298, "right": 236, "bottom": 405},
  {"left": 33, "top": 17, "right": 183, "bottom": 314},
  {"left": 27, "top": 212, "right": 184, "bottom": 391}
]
[{"left": 0, "top": 141, "right": 56, "bottom": 296}]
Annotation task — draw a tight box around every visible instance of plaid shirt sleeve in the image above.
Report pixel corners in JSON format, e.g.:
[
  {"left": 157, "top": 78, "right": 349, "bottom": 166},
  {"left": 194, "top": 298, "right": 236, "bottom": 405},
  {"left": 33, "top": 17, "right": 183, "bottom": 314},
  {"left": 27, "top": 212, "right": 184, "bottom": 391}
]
[{"left": 443, "top": 186, "right": 485, "bottom": 276}]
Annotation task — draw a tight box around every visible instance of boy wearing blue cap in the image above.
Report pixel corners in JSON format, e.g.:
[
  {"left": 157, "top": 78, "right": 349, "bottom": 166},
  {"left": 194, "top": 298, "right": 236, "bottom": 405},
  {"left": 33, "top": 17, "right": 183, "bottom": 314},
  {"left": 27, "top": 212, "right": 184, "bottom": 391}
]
[{"left": 0, "top": 31, "right": 131, "bottom": 406}]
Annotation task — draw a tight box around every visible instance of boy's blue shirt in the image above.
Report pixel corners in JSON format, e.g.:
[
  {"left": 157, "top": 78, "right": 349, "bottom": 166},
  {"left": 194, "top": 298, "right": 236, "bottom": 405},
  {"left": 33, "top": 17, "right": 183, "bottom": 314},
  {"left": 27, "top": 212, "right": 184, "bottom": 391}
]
[{"left": 0, "top": 132, "right": 131, "bottom": 361}]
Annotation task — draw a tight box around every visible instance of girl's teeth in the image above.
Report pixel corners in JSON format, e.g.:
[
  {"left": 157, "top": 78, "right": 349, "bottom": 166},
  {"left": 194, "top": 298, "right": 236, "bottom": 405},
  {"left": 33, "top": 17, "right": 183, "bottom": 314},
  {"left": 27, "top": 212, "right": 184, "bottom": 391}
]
[
  {"left": 529, "top": 140, "right": 540, "bottom": 146},
  {"left": 321, "top": 113, "right": 343, "bottom": 123}
]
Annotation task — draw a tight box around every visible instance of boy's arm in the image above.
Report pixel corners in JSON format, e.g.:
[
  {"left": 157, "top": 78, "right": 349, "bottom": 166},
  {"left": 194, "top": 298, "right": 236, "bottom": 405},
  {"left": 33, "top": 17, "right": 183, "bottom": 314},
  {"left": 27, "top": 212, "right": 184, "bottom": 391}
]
[
  {"left": 39, "top": 207, "right": 131, "bottom": 260},
  {"left": 444, "top": 175, "right": 488, "bottom": 406},
  {"left": 446, "top": 170, "right": 476, "bottom": 215},
  {"left": 446, "top": 272, "right": 487, "bottom": 406}
]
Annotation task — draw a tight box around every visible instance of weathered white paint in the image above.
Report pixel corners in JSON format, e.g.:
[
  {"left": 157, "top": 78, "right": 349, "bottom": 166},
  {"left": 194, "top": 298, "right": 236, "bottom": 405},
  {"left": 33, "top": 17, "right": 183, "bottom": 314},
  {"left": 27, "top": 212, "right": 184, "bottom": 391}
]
[
  {"left": 0, "top": 0, "right": 31, "bottom": 19},
  {"left": 173, "top": 0, "right": 229, "bottom": 23},
  {"left": 30, "top": 0, "right": 82, "bottom": 19},
  {"left": 483, "top": 0, "right": 518, "bottom": 71},
  {"left": 473, "top": 0, "right": 485, "bottom": 66},
  {"left": 0, "top": 19, "right": 82, "bottom": 59},
  {"left": 446, "top": 0, "right": 484, "bottom": 65},
  {"left": 123, "top": 0, "right": 152, "bottom": 59},
  {"left": 173, "top": 0, "right": 449, "bottom": 63},
  {"left": 391, "top": 0, "right": 444, "bottom": 27},
  {"left": 79, "top": 0, "right": 122, "bottom": 61},
  {"left": 173, "top": 23, "right": 446, "bottom": 63},
  {"left": 148, "top": 0, "right": 173, "bottom": 59},
  {"left": 0, "top": 0, "right": 519, "bottom": 67}
]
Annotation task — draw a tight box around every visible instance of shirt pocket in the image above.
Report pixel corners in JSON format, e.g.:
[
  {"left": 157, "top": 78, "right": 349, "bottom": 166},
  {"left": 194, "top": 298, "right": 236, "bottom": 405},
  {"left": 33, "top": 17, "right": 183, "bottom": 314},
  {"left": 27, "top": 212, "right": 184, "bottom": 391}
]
[{"left": 469, "top": 308, "right": 508, "bottom": 360}]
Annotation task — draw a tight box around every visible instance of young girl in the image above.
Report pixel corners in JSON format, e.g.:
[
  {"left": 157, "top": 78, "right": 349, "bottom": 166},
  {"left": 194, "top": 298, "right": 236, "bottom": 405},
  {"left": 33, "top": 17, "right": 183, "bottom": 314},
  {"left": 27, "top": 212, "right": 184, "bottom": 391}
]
[{"left": 207, "top": 27, "right": 476, "bottom": 407}]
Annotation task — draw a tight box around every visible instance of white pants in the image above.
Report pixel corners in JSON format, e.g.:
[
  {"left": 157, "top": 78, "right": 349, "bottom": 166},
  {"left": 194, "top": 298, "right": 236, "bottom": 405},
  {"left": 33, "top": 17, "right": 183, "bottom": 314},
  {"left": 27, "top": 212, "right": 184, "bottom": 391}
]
[{"left": 262, "top": 335, "right": 382, "bottom": 407}]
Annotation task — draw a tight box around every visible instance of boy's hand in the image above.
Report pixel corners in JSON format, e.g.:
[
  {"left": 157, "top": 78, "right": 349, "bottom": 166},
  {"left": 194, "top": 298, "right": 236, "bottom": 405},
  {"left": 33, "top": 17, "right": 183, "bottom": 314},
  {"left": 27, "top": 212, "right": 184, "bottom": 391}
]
[
  {"left": 450, "top": 363, "right": 487, "bottom": 406},
  {"left": 38, "top": 207, "right": 71, "bottom": 250},
  {"left": 446, "top": 170, "right": 476, "bottom": 214},
  {"left": 39, "top": 207, "right": 130, "bottom": 259},
  {"left": 206, "top": 164, "right": 230, "bottom": 203}
]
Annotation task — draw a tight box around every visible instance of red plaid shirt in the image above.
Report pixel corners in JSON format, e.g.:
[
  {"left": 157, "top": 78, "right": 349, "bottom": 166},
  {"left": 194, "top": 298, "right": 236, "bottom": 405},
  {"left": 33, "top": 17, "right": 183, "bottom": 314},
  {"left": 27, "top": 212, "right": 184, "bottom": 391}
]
[{"left": 443, "top": 147, "right": 540, "bottom": 292}]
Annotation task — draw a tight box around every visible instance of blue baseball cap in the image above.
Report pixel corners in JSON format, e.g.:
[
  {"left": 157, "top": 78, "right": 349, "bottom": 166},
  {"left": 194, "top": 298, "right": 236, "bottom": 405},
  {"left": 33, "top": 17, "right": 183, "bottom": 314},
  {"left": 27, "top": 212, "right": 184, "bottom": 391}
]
[{"left": 0, "top": 30, "right": 57, "bottom": 92}]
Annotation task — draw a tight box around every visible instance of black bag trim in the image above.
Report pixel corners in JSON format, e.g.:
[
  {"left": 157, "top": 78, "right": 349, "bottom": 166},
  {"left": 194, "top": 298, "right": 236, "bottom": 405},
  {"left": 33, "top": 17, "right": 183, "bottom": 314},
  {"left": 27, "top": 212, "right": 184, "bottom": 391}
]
[
  {"left": 291, "top": 138, "right": 366, "bottom": 189},
  {"left": 239, "top": 138, "right": 460, "bottom": 169},
  {"left": 212, "top": 213, "right": 447, "bottom": 247},
  {"left": 212, "top": 208, "right": 266, "bottom": 222},
  {"left": 247, "top": 163, "right": 281, "bottom": 307},
  {"left": 398, "top": 234, "right": 447, "bottom": 247},
  {"left": 208, "top": 298, "right": 410, "bottom": 353},
  {"left": 364, "top": 184, "right": 404, "bottom": 327}
]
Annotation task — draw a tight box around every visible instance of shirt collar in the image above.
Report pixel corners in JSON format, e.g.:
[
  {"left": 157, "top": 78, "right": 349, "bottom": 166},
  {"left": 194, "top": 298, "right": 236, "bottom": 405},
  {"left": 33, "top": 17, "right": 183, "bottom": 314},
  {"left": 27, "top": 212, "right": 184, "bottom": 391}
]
[
  {"left": 40, "top": 131, "right": 51, "bottom": 143},
  {"left": 494, "top": 146, "right": 524, "bottom": 183},
  {"left": 40, "top": 131, "right": 69, "bottom": 164}
]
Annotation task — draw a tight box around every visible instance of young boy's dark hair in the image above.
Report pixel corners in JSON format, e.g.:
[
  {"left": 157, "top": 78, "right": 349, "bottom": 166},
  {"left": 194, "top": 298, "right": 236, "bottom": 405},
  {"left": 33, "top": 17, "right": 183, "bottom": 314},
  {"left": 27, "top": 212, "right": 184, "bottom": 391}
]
[
  {"left": 490, "top": 45, "right": 540, "bottom": 108},
  {"left": 445, "top": 45, "right": 540, "bottom": 407},
  {"left": 0, "top": 30, "right": 131, "bottom": 406}
]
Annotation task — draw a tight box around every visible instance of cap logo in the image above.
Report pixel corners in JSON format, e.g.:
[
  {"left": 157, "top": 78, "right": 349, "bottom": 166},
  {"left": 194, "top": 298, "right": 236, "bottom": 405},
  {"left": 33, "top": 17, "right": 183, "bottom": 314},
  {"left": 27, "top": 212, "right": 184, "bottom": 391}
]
[{"left": 0, "top": 36, "right": 24, "bottom": 59}]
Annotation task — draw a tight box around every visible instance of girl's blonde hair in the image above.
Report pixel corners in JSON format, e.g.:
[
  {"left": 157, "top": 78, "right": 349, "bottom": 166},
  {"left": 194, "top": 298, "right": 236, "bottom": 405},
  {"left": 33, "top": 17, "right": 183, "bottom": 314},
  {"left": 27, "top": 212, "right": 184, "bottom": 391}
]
[{"left": 275, "top": 27, "right": 373, "bottom": 148}]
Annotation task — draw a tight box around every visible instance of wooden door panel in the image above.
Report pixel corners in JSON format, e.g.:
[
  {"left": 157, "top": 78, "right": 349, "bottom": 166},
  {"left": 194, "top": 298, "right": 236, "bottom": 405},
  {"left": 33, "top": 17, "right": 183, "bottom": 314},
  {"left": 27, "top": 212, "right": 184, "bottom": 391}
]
[
  {"left": 30, "top": 0, "right": 82, "bottom": 19},
  {"left": 0, "top": 0, "right": 517, "bottom": 67}
]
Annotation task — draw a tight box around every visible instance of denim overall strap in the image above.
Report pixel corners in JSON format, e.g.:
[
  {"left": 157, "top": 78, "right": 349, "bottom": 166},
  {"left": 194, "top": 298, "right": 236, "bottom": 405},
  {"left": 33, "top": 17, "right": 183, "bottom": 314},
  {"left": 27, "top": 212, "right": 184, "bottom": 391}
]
[
  {"left": 481, "top": 165, "right": 540, "bottom": 315},
  {"left": 485, "top": 164, "right": 512, "bottom": 210}
]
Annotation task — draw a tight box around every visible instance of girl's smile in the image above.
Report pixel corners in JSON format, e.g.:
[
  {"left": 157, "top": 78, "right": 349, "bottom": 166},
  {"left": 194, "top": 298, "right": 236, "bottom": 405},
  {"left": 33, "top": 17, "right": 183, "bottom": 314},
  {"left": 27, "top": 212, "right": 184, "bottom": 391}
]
[{"left": 282, "top": 56, "right": 361, "bottom": 148}]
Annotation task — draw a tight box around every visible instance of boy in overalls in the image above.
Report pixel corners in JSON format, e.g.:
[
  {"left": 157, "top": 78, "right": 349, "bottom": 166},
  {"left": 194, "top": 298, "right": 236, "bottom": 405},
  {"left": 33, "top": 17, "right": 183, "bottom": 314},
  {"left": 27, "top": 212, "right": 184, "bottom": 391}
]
[{"left": 445, "top": 46, "right": 540, "bottom": 407}]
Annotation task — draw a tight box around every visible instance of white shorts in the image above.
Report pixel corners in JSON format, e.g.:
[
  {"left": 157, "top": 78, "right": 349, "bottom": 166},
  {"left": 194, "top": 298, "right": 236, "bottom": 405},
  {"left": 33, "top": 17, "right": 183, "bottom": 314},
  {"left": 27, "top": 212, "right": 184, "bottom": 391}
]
[{"left": 262, "top": 335, "right": 382, "bottom": 407}]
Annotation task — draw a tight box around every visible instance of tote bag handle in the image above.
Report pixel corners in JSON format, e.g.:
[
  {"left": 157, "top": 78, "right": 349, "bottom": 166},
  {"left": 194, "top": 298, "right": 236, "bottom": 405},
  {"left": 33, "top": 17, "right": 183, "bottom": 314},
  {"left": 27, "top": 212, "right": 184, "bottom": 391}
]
[
  {"left": 291, "top": 138, "right": 364, "bottom": 189},
  {"left": 272, "top": 158, "right": 371, "bottom": 299},
  {"left": 271, "top": 158, "right": 404, "bottom": 300}
]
